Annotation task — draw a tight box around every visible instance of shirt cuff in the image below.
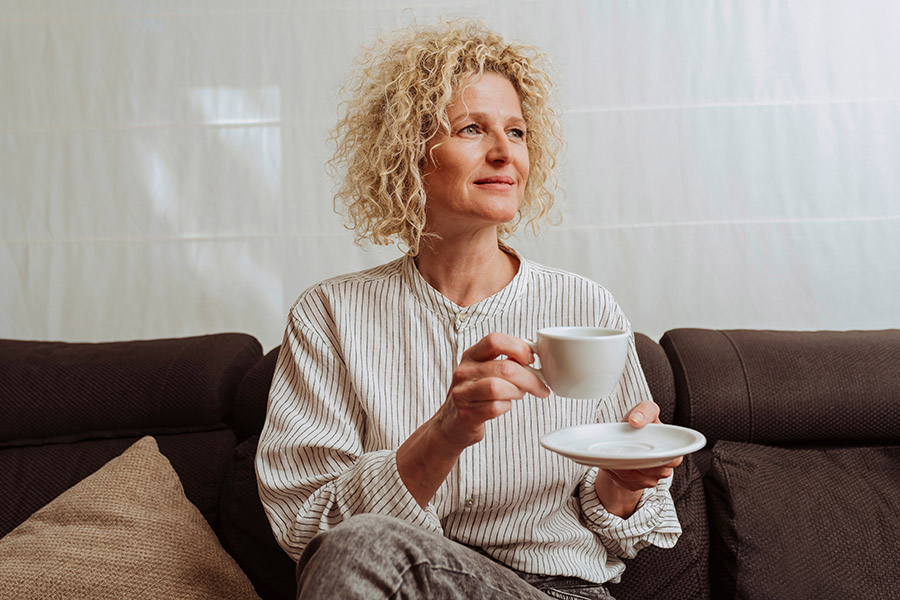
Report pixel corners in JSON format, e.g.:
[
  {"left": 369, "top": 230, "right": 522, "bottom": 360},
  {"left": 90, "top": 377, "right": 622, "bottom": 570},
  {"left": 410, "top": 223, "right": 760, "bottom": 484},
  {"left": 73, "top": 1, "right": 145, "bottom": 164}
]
[
  {"left": 577, "top": 467, "right": 677, "bottom": 557},
  {"left": 332, "top": 449, "right": 444, "bottom": 534}
]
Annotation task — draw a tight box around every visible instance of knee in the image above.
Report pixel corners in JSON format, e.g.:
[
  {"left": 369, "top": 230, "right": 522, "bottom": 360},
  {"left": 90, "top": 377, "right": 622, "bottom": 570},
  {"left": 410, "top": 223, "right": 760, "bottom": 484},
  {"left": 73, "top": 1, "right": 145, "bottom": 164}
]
[
  {"left": 319, "top": 514, "right": 413, "bottom": 555},
  {"left": 335, "top": 513, "right": 409, "bottom": 539},
  {"left": 296, "top": 515, "right": 427, "bottom": 598},
  {"left": 300, "top": 514, "right": 424, "bottom": 574}
]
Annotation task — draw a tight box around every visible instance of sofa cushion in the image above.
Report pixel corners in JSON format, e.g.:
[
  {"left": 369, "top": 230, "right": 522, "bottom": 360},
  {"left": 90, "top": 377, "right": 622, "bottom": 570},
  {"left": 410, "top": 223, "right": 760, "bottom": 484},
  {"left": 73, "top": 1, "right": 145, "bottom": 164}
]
[
  {"left": 0, "top": 333, "right": 262, "bottom": 445},
  {"left": 705, "top": 441, "right": 900, "bottom": 600},
  {"left": 234, "top": 346, "right": 280, "bottom": 441},
  {"left": 219, "top": 435, "right": 298, "bottom": 600},
  {"left": 0, "top": 436, "right": 260, "bottom": 600},
  {"left": 0, "top": 430, "right": 235, "bottom": 539},
  {"left": 660, "top": 328, "right": 900, "bottom": 444}
]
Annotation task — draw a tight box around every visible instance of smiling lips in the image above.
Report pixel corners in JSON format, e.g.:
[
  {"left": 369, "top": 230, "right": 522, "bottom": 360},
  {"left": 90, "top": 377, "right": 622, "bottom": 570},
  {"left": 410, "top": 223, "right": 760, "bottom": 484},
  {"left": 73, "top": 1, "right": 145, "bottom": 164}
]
[{"left": 474, "top": 175, "right": 515, "bottom": 188}]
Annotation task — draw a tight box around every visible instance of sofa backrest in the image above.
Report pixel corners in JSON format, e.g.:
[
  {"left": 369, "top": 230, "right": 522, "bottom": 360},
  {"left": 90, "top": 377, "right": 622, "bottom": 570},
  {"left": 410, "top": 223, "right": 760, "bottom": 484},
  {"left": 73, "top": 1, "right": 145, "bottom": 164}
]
[
  {"left": 660, "top": 328, "right": 900, "bottom": 445},
  {"left": 0, "top": 333, "right": 262, "bottom": 446},
  {"left": 634, "top": 332, "right": 676, "bottom": 424}
]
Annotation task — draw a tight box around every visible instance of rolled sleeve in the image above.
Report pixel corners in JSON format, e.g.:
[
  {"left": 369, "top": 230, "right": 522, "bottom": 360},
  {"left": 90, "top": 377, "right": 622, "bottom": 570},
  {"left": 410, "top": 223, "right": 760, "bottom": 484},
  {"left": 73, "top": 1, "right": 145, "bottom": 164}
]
[
  {"left": 302, "top": 449, "right": 443, "bottom": 536},
  {"left": 577, "top": 468, "right": 681, "bottom": 560}
]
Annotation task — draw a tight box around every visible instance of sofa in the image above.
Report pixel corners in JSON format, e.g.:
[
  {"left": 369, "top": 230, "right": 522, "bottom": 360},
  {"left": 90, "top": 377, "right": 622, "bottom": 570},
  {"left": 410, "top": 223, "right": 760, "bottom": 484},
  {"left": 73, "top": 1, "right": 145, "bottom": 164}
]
[{"left": 1, "top": 328, "right": 898, "bottom": 599}]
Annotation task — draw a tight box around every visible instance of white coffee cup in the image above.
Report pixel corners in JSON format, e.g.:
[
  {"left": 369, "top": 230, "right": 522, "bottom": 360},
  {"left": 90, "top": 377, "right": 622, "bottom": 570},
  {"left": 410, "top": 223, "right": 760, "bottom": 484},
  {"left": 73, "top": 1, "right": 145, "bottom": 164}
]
[{"left": 526, "top": 327, "right": 629, "bottom": 399}]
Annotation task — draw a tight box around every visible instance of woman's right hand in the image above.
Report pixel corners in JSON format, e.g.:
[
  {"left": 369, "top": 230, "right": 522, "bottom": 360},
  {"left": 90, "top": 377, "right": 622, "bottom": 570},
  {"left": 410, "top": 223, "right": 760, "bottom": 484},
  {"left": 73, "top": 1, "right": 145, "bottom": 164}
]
[
  {"left": 397, "top": 332, "right": 549, "bottom": 508},
  {"left": 434, "top": 332, "right": 550, "bottom": 450}
]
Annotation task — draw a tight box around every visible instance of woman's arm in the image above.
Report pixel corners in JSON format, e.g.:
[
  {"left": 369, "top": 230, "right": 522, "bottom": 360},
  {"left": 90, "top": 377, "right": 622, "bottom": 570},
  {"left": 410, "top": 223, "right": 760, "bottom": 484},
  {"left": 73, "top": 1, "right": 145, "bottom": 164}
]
[
  {"left": 255, "top": 308, "right": 440, "bottom": 561},
  {"left": 397, "top": 332, "right": 549, "bottom": 508}
]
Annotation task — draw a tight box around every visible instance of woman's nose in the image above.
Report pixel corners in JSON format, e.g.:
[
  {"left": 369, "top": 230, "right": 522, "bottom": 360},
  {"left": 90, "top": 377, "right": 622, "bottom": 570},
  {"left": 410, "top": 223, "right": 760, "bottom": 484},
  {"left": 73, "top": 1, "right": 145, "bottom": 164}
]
[{"left": 485, "top": 130, "right": 512, "bottom": 164}]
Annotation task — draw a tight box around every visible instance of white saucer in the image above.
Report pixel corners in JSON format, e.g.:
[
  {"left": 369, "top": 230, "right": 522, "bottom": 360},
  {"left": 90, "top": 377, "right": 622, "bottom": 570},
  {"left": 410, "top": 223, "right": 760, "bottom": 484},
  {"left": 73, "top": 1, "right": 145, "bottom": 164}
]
[{"left": 540, "top": 423, "right": 707, "bottom": 469}]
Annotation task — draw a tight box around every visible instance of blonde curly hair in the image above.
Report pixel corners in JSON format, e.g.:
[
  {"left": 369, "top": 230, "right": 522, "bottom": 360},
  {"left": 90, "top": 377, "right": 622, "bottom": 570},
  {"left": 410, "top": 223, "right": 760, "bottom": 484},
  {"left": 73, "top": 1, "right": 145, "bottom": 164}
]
[{"left": 329, "top": 19, "right": 563, "bottom": 255}]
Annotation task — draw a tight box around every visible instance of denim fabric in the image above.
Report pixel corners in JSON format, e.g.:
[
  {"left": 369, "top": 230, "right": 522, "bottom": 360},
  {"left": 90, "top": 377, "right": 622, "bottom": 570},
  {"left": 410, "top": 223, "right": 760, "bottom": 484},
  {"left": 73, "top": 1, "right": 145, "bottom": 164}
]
[
  {"left": 295, "top": 514, "right": 615, "bottom": 600},
  {"left": 514, "top": 572, "right": 616, "bottom": 600}
]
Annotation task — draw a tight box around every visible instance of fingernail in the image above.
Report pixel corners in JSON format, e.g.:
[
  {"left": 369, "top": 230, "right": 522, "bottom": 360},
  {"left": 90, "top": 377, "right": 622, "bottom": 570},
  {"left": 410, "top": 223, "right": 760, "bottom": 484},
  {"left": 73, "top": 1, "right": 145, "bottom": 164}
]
[{"left": 630, "top": 413, "right": 645, "bottom": 426}]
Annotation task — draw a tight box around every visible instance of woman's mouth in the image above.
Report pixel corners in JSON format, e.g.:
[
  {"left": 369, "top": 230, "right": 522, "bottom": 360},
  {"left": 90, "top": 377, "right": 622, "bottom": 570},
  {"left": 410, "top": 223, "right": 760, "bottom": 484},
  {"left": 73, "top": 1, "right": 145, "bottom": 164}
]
[{"left": 474, "top": 176, "right": 515, "bottom": 187}]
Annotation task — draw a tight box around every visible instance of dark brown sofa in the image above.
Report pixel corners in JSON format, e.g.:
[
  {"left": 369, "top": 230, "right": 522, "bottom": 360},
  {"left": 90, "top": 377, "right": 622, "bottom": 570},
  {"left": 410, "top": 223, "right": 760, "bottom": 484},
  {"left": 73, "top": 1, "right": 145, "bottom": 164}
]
[{"left": 2, "top": 328, "right": 898, "bottom": 600}]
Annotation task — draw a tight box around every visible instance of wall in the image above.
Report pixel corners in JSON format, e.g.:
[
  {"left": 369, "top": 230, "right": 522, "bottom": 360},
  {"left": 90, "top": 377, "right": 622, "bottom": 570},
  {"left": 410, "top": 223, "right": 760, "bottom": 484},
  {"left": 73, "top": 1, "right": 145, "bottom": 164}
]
[{"left": 2, "top": 0, "right": 899, "bottom": 350}]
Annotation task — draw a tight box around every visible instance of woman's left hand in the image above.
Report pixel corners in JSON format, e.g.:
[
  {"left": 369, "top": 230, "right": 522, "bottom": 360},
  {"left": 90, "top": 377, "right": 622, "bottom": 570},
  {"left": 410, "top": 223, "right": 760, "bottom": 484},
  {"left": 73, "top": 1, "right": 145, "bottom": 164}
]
[{"left": 593, "top": 400, "right": 683, "bottom": 518}]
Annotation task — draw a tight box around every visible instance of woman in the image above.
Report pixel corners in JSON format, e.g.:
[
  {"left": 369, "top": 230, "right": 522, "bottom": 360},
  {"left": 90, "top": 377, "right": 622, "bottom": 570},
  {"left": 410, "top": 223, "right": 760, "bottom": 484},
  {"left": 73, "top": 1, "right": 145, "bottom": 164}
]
[{"left": 256, "top": 19, "right": 683, "bottom": 600}]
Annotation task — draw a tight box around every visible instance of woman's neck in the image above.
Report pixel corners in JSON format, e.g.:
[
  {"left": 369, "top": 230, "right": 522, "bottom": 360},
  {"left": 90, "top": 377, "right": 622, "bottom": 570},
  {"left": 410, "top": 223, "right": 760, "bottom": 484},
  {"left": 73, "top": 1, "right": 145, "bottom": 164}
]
[{"left": 414, "top": 233, "right": 518, "bottom": 308}]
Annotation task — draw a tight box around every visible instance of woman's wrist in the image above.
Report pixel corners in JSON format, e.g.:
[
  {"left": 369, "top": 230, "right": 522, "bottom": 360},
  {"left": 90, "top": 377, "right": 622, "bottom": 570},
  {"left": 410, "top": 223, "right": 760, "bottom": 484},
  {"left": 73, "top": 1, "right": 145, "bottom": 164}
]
[
  {"left": 593, "top": 469, "right": 645, "bottom": 519},
  {"left": 397, "top": 417, "right": 465, "bottom": 508}
]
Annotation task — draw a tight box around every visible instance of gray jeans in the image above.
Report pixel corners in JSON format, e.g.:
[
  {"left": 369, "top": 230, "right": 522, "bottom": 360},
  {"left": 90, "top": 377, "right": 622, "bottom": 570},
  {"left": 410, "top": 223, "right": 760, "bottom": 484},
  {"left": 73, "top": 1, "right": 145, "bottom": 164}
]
[{"left": 295, "top": 514, "right": 615, "bottom": 600}]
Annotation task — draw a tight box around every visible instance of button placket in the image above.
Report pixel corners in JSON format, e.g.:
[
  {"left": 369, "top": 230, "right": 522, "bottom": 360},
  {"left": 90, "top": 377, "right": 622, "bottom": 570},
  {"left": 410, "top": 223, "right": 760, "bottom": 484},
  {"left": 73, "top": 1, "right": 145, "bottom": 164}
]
[{"left": 454, "top": 319, "right": 482, "bottom": 511}]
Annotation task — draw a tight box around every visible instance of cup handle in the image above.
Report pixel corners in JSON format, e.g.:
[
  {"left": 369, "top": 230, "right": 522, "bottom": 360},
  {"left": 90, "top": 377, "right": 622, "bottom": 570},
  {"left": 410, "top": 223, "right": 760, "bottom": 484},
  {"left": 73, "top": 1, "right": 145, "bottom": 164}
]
[{"left": 524, "top": 339, "right": 547, "bottom": 386}]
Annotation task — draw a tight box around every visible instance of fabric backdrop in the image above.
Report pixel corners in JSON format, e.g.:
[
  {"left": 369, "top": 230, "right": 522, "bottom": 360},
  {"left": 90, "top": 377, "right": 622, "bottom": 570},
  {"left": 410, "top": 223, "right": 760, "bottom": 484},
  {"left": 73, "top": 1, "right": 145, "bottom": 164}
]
[{"left": 2, "top": 0, "right": 899, "bottom": 350}]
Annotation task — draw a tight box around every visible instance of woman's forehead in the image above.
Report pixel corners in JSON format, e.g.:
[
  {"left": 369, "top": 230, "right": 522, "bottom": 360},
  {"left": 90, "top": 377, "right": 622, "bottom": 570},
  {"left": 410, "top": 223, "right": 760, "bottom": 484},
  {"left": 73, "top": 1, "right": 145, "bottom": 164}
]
[{"left": 448, "top": 72, "right": 524, "bottom": 116}]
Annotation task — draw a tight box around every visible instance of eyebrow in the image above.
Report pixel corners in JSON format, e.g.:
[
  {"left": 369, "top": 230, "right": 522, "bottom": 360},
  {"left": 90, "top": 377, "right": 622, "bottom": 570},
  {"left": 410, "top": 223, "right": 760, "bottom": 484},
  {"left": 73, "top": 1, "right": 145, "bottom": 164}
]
[{"left": 452, "top": 111, "right": 527, "bottom": 128}]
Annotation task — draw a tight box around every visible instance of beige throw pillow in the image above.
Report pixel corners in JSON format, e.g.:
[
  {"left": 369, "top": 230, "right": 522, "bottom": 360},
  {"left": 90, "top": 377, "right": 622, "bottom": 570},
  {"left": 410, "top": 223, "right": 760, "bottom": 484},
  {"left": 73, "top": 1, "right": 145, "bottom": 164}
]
[{"left": 0, "top": 436, "right": 261, "bottom": 600}]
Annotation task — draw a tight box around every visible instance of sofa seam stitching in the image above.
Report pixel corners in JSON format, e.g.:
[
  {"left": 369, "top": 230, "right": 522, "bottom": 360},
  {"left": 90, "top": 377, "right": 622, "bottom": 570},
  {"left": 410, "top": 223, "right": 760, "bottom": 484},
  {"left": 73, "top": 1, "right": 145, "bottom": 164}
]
[{"left": 721, "top": 331, "right": 753, "bottom": 443}]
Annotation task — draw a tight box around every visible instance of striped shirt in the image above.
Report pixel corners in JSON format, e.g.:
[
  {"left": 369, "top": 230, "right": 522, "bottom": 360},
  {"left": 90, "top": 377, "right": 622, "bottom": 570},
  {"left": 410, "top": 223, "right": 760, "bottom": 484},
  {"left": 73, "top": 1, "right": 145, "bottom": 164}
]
[{"left": 255, "top": 252, "right": 681, "bottom": 585}]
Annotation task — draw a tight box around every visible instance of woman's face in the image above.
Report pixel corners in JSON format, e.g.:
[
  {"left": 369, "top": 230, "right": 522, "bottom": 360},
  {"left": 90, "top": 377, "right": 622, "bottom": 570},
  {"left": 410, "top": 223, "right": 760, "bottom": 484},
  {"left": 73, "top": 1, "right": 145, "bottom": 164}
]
[{"left": 422, "top": 72, "right": 530, "bottom": 238}]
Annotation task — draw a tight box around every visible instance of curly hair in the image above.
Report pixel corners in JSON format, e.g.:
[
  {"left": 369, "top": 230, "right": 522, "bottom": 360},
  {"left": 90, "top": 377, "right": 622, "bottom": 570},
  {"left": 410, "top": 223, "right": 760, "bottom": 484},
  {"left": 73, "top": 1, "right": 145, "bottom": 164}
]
[{"left": 328, "top": 19, "right": 563, "bottom": 255}]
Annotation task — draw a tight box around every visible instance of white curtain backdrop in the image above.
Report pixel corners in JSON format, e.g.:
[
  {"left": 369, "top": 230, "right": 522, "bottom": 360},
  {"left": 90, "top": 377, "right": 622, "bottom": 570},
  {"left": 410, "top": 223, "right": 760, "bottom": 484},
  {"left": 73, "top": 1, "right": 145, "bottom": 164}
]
[{"left": 2, "top": 0, "right": 899, "bottom": 351}]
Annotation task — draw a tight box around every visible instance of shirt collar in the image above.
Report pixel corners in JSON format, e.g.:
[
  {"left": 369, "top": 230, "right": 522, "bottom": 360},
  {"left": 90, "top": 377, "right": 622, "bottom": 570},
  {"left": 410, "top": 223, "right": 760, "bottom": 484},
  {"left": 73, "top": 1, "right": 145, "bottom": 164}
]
[{"left": 402, "top": 249, "right": 531, "bottom": 324}]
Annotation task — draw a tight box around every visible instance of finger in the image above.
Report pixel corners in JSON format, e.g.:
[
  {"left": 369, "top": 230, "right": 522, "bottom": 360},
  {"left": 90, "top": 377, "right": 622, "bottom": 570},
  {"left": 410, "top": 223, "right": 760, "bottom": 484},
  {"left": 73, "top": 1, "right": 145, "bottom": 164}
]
[
  {"left": 626, "top": 458, "right": 682, "bottom": 479},
  {"left": 603, "top": 468, "right": 670, "bottom": 492},
  {"left": 489, "top": 358, "right": 549, "bottom": 398},
  {"left": 452, "top": 356, "right": 549, "bottom": 399},
  {"left": 661, "top": 456, "right": 684, "bottom": 468},
  {"left": 602, "top": 469, "right": 654, "bottom": 492},
  {"left": 605, "top": 458, "right": 682, "bottom": 488},
  {"left": 446, "top": 380, "right": 518, "bottom": 427},
  {"left": 625, "top": 400, "right": 661, "bottom": 428},
  {"left": 464, "top": 332, "right": 534, "bottom": 365},
  {"left": 458, "top": 334, "right": 547, "bottom": 397},
  {"left": 451, "top": 376, "right": 527, "bottom": 408},
  {"left": 632, "top": 456, "right": 683, "bottom": 478},
  {"left": 449, "top": 397, "right": 514, "bottom": 424}
]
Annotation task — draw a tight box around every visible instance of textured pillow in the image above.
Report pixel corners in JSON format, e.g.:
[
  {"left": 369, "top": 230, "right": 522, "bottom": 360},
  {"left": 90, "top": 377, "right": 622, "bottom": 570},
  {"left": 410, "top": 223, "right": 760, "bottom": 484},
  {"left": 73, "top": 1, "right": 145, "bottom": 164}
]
[
  {"left": 706, "top": 441, "right": 900, "bottom": 600},
  {"left": 0, "top": 436, "right": 261, "bottom": 600}
]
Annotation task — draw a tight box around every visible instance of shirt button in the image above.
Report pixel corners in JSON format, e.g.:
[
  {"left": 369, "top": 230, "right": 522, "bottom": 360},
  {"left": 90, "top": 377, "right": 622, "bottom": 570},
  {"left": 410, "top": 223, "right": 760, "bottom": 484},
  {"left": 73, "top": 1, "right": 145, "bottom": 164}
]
[
  {"left": 455, "top": 312, "right": 470, "bottom": 329},
  {"left": 464, "top": 498, "right": 474, "bottom": 507}
]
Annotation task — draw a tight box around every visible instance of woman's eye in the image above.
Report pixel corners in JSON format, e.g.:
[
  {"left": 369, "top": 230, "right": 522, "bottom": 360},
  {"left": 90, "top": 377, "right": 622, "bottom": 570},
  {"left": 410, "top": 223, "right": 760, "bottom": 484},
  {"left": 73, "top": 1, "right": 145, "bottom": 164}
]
[
  {"left": 460, "top": 124, "right": 480, "bottom": 135},
  {"left": 508, "top": 128, "right": 525, "bottom": 140}
]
